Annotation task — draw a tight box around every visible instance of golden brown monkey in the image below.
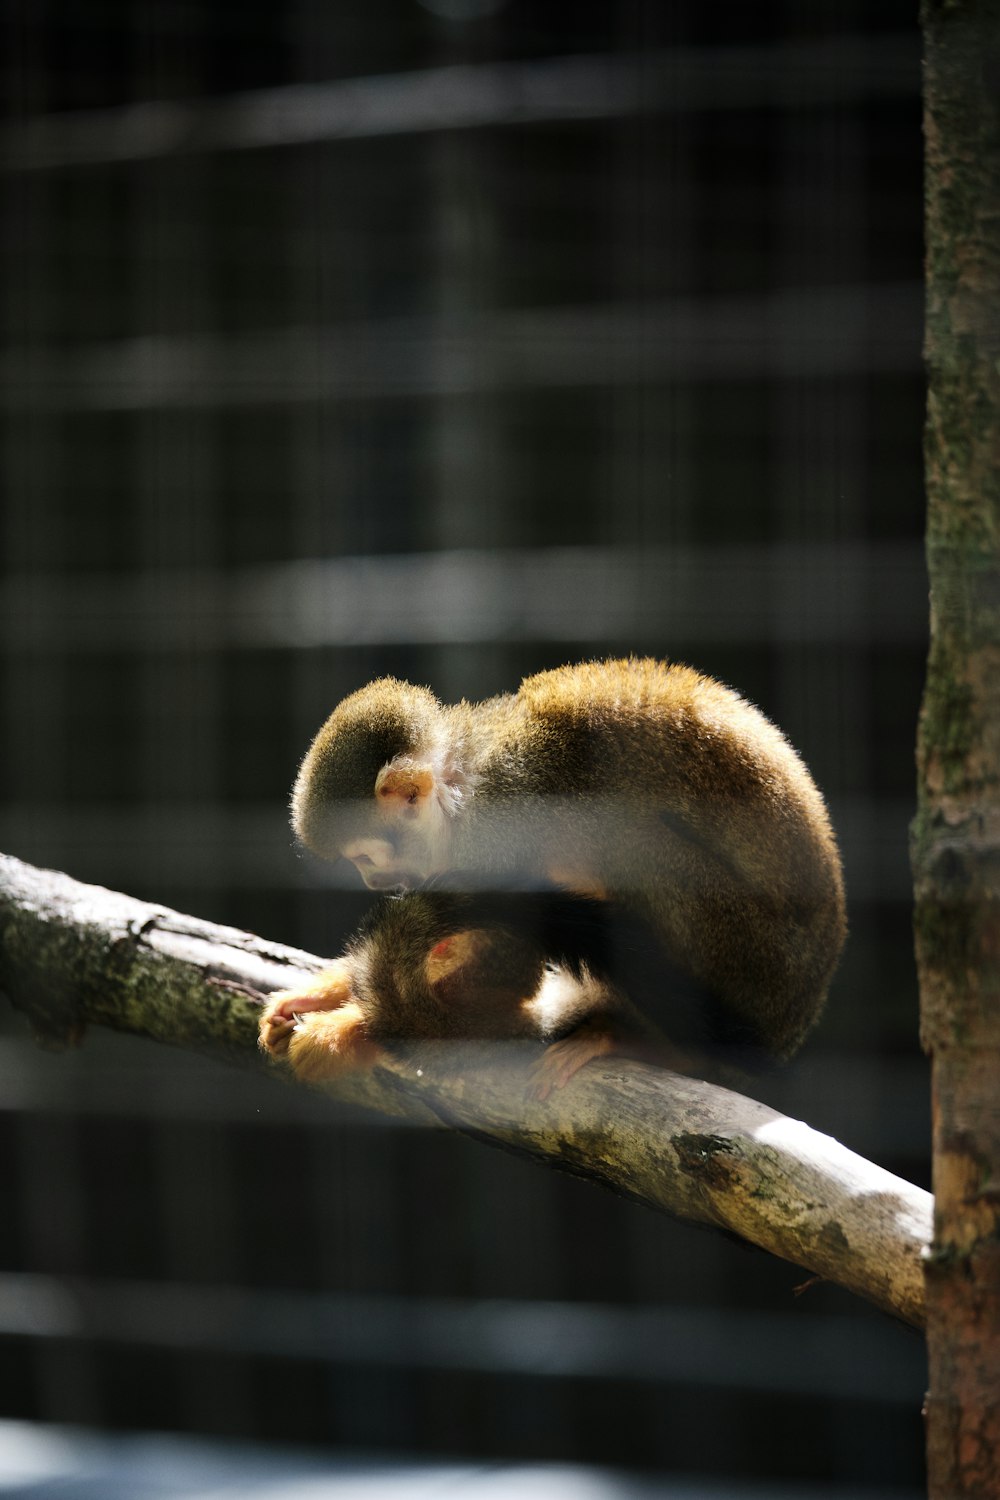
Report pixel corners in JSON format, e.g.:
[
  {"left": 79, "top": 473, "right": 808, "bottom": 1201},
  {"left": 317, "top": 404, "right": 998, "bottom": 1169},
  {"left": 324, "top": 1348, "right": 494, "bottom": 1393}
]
[{"left": 261, "top": 657, "right": 846, "bottom": 1085}]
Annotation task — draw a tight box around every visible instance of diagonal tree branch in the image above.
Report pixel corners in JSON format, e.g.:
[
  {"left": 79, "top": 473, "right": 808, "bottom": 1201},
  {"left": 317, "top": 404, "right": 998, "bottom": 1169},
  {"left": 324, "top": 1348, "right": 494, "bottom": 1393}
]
[{"left": 0, "top": 850, "right": 930, "bottom": 1328}]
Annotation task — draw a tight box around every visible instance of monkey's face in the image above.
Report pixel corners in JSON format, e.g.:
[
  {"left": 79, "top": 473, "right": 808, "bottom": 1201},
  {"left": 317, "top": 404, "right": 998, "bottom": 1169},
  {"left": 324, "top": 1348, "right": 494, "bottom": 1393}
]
[
  {"left": 340, "top": 814, "right": 448, "bottom": 892},
  {"left": 342, "top": 834, "right": 427, "bottom": 892},
  {"left": 339, "top": 754, "right": 458, "bottom": 890}
]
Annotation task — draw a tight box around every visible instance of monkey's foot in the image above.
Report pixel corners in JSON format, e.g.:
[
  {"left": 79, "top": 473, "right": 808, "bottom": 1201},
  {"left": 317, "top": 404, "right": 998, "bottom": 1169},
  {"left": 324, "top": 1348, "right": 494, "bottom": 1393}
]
[
  {"left": 282, "top": 1001, "right": 385, "bottom": 1083},
  {"left": 529, "top": 1025, "right": 618, "bottom": 1102},
  {"left": 258, "top": 961, "right": 354, "bottom": 1057}
]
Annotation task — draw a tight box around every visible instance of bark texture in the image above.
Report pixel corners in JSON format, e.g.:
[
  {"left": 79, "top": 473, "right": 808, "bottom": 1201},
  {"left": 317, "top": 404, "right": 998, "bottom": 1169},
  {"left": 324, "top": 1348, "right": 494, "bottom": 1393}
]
[
  {"left": 917, "top": 2, "right": 1000, "bottom": 1493},
  {"left": 0, "top": 851, "right": 930, "bottom": 1327}
]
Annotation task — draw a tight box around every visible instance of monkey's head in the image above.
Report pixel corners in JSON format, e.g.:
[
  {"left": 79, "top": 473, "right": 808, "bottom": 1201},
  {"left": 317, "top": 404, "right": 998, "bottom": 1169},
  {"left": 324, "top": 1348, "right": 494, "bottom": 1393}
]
[{"left": 291, "top": 678, "right": 464, "bottom": 890}]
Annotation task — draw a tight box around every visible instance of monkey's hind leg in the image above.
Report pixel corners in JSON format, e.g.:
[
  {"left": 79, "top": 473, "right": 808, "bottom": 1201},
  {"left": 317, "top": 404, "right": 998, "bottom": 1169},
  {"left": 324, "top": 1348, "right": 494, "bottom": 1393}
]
[
  {"left": 258, "top": 960, "right": 355, "bottom": 1058},
  {"left": 528, "top": 1018, "right": 695, "bottom": 1101},
  {"left": 528, "top": 1018, "right": 619, "bottom": 1102}
]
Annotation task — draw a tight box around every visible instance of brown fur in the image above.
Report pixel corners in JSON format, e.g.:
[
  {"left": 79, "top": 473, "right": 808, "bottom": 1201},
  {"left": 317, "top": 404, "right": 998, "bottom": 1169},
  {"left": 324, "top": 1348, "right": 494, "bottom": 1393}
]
[{"left": 269, "top": 657, "right": 846, "bottom": 1078}]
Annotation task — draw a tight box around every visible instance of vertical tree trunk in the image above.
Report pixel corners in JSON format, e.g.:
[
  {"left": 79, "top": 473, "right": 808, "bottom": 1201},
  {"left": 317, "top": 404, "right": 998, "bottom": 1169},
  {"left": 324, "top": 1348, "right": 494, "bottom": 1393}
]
[{"left": 915, "top": 2, "right": 1000, "bottom": 1494}]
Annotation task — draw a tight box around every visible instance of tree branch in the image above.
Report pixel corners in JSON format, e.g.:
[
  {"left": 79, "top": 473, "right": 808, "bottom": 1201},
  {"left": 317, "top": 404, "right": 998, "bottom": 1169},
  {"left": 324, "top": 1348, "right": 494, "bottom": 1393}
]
[{"left": 0, "top": 851, "right": 930, "bottom": 1328}]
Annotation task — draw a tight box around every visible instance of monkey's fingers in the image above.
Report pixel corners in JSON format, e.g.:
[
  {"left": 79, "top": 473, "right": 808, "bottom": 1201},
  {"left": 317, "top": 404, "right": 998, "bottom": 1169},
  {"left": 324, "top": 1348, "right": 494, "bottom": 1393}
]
[
  {"left": 528, "top": 1027, "right": 617, "bottom": 1102},
  {"left": 259, "top": 1012, "right": 299, "bottom": 1058},
  {"left": 259, "top": 961, "right": 355, "bottom": 1027}
]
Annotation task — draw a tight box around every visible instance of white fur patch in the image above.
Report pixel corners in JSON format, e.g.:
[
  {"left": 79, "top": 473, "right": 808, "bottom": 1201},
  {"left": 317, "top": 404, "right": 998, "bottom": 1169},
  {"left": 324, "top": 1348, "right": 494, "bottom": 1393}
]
[{"left": 522, "top": 964, "right": 583, "bottom": 1032}]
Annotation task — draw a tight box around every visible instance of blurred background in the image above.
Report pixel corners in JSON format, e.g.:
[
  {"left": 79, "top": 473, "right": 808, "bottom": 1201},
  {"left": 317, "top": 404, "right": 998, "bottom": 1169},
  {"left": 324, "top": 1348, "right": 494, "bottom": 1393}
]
[{"left": 0, "top": 0, "right": 927, "bottom": 1495}]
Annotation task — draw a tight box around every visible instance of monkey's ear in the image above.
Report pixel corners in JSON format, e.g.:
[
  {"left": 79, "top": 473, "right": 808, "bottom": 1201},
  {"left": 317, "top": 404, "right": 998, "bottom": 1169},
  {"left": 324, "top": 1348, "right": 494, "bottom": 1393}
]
[
  {"left": 425, "top": 930, "right": 527, "bottom": 1014},
  {"left": 375, "top": 762, "right": 436, "bottom": 810},
  {"left": 424, "top": 930, "right": 487, "bottom": 989}
]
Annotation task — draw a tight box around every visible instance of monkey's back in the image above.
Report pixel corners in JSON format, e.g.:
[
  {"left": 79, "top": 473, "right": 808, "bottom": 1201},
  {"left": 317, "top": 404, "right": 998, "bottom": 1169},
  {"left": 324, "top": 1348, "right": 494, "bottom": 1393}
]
[{"left": 510, "top": 657, "right": 846, "bottom": 1058}]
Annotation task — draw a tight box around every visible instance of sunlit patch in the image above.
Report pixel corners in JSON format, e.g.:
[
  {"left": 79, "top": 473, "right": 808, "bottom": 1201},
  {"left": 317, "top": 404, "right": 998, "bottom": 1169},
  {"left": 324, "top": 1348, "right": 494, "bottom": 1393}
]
[{"left": 753, "top": 1114, "right": 933, "bottom": 1242}]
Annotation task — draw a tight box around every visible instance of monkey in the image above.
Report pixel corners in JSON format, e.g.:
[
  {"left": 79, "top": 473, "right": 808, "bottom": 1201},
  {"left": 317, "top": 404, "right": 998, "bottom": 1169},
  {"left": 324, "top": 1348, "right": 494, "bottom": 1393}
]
[
  {"left": 259, "top": 884, "right": 729, "bottom": 1098},
  {"left": 260, "top": 657, "right": 846, "bottom": 1086}
]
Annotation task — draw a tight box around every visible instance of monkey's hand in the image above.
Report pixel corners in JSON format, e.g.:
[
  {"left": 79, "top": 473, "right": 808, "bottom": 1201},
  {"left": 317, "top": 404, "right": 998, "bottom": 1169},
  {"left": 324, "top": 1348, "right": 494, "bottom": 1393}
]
[
  {"left": 258, "top": 960, "right": 355, "bottom": 1058},
  {"left": 275, "top": 1001, "right": 386, "bottom": 1083},
  {"left": 528, "top": 1019, "right": 619, "bottom": 1102}
]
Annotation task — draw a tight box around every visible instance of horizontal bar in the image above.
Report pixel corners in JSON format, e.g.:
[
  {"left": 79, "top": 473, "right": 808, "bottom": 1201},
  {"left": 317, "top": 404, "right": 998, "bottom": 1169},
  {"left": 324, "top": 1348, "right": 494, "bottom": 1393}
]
[
  {"left": 0, "top": 284, "right": 922, "bottom": 409},
  {"left": 0, "top": 542, "right": 926, "bottom": 651},
  {"left": 0, "top": 1272, "right": 924, "bottom": 1402},
  {"left": 0, "top": 36, "right": 918, "bottom": 173}
]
